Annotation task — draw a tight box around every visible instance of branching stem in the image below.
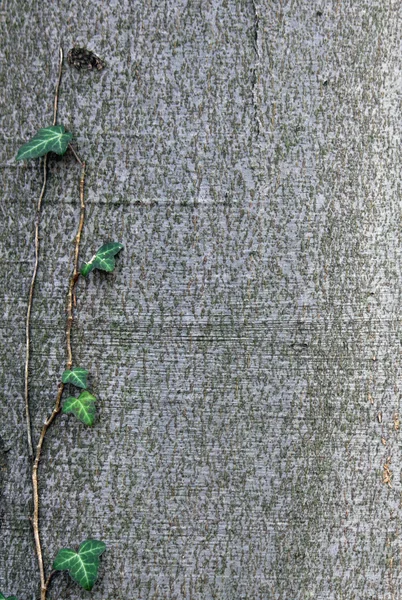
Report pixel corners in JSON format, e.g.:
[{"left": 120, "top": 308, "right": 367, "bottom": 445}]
[{"left": 32, "top": 159, "right": 86, "bottom": 600}]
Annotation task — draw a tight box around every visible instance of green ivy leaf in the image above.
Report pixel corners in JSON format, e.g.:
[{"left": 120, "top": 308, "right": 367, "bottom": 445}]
[
  {"left": 16, "top": 125, "right": 73, "bottom": 161},
  {"left": 62, "top": 367, "right": 89, "bottom": 389},
  {"left": 53, "top": 539, "right": 106, "bottom": 591},
  {"left": 0, "top": 593, "right": 18, "bottom": 600},
  {"left": 62, "top": 391, "right": 97, "bottom": 426},
  {"left": 81, "top": 242, "right": 124, "bottom": 277}
]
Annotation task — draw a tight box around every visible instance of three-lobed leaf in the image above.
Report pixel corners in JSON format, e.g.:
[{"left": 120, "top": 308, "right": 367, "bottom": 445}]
[
  {"left": 62, "top": 391, "right": 97, "bottom": 426},
  {"left": 81, "top": 242, "right": 124, "bottom": 277},
  {"left": 62, "top": 367, "right": 88, "bottom": 389},
  {"left": 53, "top": 539, "right": 106, "bottom": 591},
  {"left": 0, "top": 594, "right": 18, "bottom": 600},
  {"left": 16, "top": 125, "right": 73, "bottom": 161}
]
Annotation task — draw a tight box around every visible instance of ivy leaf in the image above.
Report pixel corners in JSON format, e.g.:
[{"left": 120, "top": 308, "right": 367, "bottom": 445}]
[
  {"left": 62, "top": 391, "right": 97, "bottom": 426},
  {"left": 53, "top": 539, "right": 106, "bottom": 591},
  {"left": 81, "top": 242, "right": 124, "bottom": 277},
  {"left": 16, "top": 125, "right": 73, "bottom": 161},
  {"left": 62, "top": 367, "right": 88, "bottom": 389},
  {"left": 0, "top": 594, "right": 18, "bottom": 600}
]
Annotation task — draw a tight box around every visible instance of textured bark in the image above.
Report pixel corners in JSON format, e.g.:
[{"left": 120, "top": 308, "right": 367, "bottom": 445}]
[{"left": 1, "top": 1, "right": 402, "bottom": 599}]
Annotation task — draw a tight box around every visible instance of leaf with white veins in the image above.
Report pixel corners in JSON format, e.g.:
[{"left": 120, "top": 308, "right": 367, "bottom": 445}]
[
  {"left": 16, "top": 125, "right": 72, "bottom": 161},
  {"left": 62, "top": 391, "right": 97, "bottom": 426},
  {"left": 53, "top": 539, "right": 106, "bottom": 591},
  {"left": 62, "top": 367, "right": 88, "bottom": 389},
  {"left": 81, "top": 242, "right": 123, "bottom": 276}
]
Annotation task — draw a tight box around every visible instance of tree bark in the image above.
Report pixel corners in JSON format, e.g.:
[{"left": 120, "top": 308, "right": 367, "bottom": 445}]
[{"left": 1, "top": 1, "right": 402, "bottom": 598}]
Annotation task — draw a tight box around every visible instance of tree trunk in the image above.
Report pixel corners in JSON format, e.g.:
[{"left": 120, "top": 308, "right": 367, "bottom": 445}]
[{"left": 1, "top": 1, "right": 401, "bottom": 598}]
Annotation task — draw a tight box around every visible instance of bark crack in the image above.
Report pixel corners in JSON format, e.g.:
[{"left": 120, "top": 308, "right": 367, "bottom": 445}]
[{"left": 251, "top": 0, "right": 262, "bottom": 139}]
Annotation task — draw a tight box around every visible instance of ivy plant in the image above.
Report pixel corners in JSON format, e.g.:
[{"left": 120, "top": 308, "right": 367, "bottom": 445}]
[{"left": 5, "top": 47, "right": 121, "bottom": 600}]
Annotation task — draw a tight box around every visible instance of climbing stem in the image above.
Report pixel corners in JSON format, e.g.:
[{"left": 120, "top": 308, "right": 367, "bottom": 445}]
[
  {"left": 31, "top": 157, "right": 86, "bottom": 600},
  {"left": 24, "top": 47, "right": 63, "bottom": 458},
  {"left": 24, "top": 155, "right": 48, "bottom": 458},
  {"left": 67, "top": 161, "right": 86, "bottom": 361}
]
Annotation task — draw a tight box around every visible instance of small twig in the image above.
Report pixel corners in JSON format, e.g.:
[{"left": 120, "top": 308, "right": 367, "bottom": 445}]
[
  {"left": 69, "top": 143, "right": 84, "bottom": 166},
  {"left": 45, "top": 569, "right": 56, "bottom": 590},
  {"left": 24, "top": 46, "right": 63, "bottom": 458},
  {"left": 32, "top": 160, "right": 86, "bottom": 600}
]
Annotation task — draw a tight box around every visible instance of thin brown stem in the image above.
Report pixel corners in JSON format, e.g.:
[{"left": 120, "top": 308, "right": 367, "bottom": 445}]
[
  {"left": 52, "top": 48, "right": 63, "bottom": 127},
  {"left": 24, "top": 46, "right": 63, "bottom": 458},
  {"left": 24, "top": 155, "right": 47, "bottom": 458},
  {"left": 67, "top": 162, "right": 86, "bottom": 366},
  {"left": 32, "top": 384, "right": 64, "bottom": 600},
  {"left": 32, "top": 160, "right": 86, "bottom": 600}
]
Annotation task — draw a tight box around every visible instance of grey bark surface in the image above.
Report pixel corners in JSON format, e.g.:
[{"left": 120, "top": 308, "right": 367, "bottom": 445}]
[{"left": 1, "top": 1, "right": 402, "bottom": 598}]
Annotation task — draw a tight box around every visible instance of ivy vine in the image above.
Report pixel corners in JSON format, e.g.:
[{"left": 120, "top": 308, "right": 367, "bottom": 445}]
[{"left": 2, "top": 47, "right": 121, "bottom": 600}]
